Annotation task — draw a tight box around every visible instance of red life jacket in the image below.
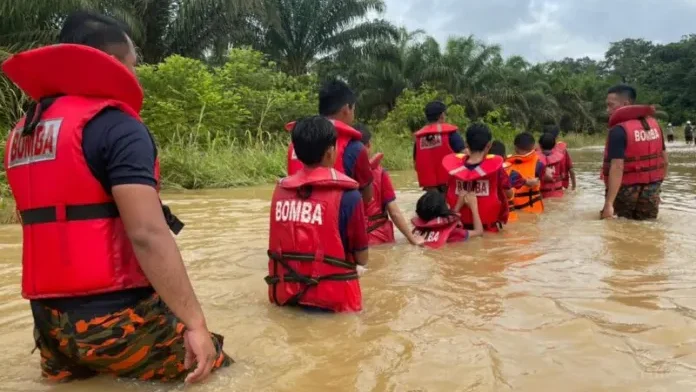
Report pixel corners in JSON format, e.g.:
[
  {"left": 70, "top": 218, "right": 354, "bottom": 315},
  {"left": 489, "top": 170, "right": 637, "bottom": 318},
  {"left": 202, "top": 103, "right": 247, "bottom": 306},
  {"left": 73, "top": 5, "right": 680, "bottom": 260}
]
[
  {"left": 366, "top": 153, "right": 395, "bottom": 245},
  {"left": 442, "top": 154, "right": 507, "bottom": 232},
  {"left": 602, "top": 105, "right": 666, "bottom": 186},
  {"left": 538, "top": 149, "right": 565, "bottom": 198},
  {"left": 414, "top": 123, "right": 458, "bottom": 188},
  {"left": 554, "top": 141, "right": 570, "bottom": 188},
  {"left": 285, "top": 120, "right": 362, "bottom": 176},
  {"left": 411, "top": 215, "right": 462, "bottom": 249},
  {"left": 2, "top": 44, "right": 163, "bottom": 299},
  {"left": 265, "top": 167, "right": 362, "bottom": 312}
]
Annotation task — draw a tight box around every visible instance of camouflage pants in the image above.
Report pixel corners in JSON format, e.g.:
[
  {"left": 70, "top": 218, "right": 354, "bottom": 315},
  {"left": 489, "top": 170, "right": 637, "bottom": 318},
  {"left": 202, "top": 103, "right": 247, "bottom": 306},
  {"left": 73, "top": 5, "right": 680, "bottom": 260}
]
[
  {"left": 31, "top": 294, "right": 233, "bottom": 382},
  {"left": 613, "top": 182, "right": 662, "bottom": 220}
]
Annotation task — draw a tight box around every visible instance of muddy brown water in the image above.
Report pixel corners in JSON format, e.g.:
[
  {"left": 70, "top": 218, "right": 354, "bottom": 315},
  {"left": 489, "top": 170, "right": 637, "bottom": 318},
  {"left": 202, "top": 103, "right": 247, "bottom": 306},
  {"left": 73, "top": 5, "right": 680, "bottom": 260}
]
[{"left": 1, "top": 144, "right": 696, "bottom": 391}]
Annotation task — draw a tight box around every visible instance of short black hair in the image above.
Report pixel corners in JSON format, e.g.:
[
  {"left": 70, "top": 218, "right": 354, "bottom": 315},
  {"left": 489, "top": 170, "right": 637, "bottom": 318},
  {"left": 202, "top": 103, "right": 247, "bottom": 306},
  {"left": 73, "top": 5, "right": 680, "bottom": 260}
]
[
  {"left": 319, "top": 79, "right": 356, "bottom": 116},
  {"left": 425, "top": 101, "right": 447, "bottom": 123},
  {"left": 542, "top": 124, "right": 560, "bottom": 138},
  {"left": 354, "top": 123, "right": 371, "bottom": 145},
  {"left": 514, "top": 132, "right": 536, "bottom": 151},
  {"left": 607, "top": 84, "right": 637, "bottom": 103},
  {"left": 538, "top": 132, "right": 556, "bottom": 151},
  {"left": 489, "top": 140, "right": 506, "bottom": 158},
  {"left": 416, "top": 190, "right": 455, "bottom": 222},
  {"left": 291, "top": 116, "right": 337, "bottom": 166},
  {"left": 59, "top": 11, "right": 131, "bottom": 56},
  {"left": 465, "top": 123, "right": 492, "bottom": 152}
]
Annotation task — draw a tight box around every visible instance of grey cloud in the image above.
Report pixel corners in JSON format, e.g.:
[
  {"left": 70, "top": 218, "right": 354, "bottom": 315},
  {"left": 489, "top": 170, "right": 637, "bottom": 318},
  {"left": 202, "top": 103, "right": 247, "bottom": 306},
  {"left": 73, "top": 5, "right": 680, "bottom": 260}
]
[{"left": 382, "top": 0, "right": 696, "bottom": 62}]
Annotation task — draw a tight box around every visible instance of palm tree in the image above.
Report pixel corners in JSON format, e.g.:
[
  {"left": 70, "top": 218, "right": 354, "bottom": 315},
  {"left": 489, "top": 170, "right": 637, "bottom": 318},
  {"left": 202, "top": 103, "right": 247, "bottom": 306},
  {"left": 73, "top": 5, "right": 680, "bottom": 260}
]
[{"left": 244, "top": 0, "right": 398, "bottom": 75}]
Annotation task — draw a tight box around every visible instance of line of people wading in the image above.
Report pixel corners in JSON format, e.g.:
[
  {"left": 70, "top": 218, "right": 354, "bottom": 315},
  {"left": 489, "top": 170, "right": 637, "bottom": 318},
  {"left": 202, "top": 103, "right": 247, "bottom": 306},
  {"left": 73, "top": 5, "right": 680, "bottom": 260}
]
[{"left": 1, "top": 10, "right": 668, "bottom": 386}]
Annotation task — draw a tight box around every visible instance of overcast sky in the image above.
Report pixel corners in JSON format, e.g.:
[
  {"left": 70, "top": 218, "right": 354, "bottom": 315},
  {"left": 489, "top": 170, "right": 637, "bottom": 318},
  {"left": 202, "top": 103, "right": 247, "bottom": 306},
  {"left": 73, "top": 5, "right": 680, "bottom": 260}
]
[{"left": 380, "top": 0, "right": 696, "bottom": 62}]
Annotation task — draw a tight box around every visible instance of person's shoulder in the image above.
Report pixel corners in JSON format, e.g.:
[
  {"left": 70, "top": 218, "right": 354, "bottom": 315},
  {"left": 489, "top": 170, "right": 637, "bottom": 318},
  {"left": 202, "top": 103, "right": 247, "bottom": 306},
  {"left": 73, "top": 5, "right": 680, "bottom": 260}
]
[
  {"left": 87, "top": 107, "right": 144, "bottom": 129},
  {"left": 345, "top": 139, "right": 365, "bottom": 152},
  {"left": 341, "top": 189, "right": 362, "bottom": 206}
]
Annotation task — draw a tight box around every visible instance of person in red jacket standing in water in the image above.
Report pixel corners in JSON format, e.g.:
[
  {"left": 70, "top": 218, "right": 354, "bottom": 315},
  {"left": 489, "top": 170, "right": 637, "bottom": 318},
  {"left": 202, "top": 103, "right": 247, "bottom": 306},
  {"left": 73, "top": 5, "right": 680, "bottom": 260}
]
[
  {"left": 2, "top": 11, "right": 231, "bottom": 384},
  {"left": 286, "top": 80, "right": 373, "bottom": 203},
  {"left": 602, "top": 84, "right": 668, "bottom": 220},
  {"left": 413, "top": 101, "right": 466, "bottom": 192}
]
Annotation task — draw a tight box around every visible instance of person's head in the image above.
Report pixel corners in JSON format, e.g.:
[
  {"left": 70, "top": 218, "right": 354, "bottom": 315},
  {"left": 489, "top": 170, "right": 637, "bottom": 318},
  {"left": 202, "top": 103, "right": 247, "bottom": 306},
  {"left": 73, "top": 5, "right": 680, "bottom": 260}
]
[
  {"left": 538, "top": 132, "right": 556, "bottom": 151},
  {"left": 58, "top": 11, "right": 137, "bottom": 74},
  {"left": 425, "top": 101, "right": 447, "bottom": 123},
  {"left": 489, "top": 140, "right": 507, "bottom": 158},
  {"left": 319, "top": 79, "right": 356, "bottom": 124},
  {"left": 542, "top": 124, "right": 560, "bottom": 139},
  {"left": 416, "top": 190, "right": 454, "bottom": 222},
  {"left": 514, "top": 132, "right": 536, "bottom": 154},
  {"left": 291, "top": 116, "right": 337, "bottom": 168},
  {"left": 606, "top": 84, "right": 637, "bottom": 116},
  {"left": 465, "top": 123, "right": 493, "bottom": 154},
  {"left": 668, "top": 123, "right": 672, "bottom": 127},
  {"left": 354, "top": 123, "right": 372, "bottom": 154}
]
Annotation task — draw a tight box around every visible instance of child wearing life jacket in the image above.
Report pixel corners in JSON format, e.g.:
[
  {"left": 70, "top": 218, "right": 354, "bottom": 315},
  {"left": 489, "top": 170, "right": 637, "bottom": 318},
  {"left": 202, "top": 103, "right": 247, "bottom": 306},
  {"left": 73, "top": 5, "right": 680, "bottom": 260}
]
[
  {"left": 507, "top": 132, "right": 545, "bottom": 213},
  {"left": 412, "top": 190, "right": 483, "bottom": 248},
  {"left": 490, "top": 140, "right": 517, "bottom": 223},
  {"left": 354, "top": 124, "right": 424, "bottom": 246},
  {"left": 442, "top": 124, "right": 513, "bottom": 233},
  {"left": 266, "top": 116, "right": 368, "bottom": 313},
  {"left": 537, "top": 132, "right": 566, "bottom": 198},
  {"left": 543, "top": 125, "right": 576, "bottom": 191},
  {"left": 413, "top": 101, "right": 466, "bottom": 193}
]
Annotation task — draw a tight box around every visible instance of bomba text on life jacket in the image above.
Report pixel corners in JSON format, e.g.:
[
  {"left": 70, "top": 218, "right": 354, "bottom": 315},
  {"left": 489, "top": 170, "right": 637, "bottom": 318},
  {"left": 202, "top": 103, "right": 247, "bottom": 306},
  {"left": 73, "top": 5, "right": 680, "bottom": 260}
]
[
  {"left": 7, "top": 119, "right": 63, "bottom": 169},
  {"left": 275, "top": 199, "right": 324, "bottom": 225},
  {"left": 455, "top": 179, "right": 490, "bottom": 197},
  {"left": 634, "top": 128, "right": 661, "bottom": 142}
]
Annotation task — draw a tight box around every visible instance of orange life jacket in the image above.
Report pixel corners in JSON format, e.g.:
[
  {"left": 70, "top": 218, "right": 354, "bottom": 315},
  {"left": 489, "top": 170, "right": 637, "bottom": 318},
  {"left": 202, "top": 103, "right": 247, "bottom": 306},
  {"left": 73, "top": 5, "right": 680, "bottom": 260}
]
[{"left": 507, "top": 152, "right": 544, "bottom": 214}]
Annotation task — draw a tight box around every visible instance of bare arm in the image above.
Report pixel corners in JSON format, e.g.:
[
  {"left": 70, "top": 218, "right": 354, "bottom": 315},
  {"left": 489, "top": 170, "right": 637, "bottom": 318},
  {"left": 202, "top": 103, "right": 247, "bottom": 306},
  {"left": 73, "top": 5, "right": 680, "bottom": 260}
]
[
  {"left": 569, "top": 169, "right": 577, "bottom": 190},
  {"left": 464, "top": 194, "right": 484, "bottom": 237},
  {"left": 360, "top": 186, "right": 373, "bottom": 205},
  {"left": 505, "top": 189, "right": 514, "bottom": 199},
  {"left": 602, "top": 159, "right": 623, "bottom": 219},
  {"left": 354, "top": 249, "right": 368, "bottom": 266},
  {"left": 454, "top": 193, "right": 466, "bottom": 211},
  {"left": 386, "top": 202, "right": 422, "bottom": 245},
  {"left": 113, "top": 184, "right": 207, "bottom": 331}
]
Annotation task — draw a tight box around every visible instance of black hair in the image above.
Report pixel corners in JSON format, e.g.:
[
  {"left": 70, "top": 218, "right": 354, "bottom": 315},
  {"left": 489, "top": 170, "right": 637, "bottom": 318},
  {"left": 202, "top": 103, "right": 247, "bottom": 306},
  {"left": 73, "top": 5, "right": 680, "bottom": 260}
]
[
  {"left": 489, "top": 140, "right": 506, "bottom": 158},
  {"left": 416, "top": 190, "right": 456, "bottom": 222},
  {"left": 607, "top": 84, "right": 637, "bottom": 104},
  {"left": 59, "top": 11, "right": 131, "bottom": 56},
  {"left": 291, "top": 116, "right": 337, "bottom": 166},
  {"left": 354, "top": 123, "right": 371, "bottom": 145},
  {"left": 465, "top": 123, "right": 492, "bottom": 152},
  {"left": 319, "top": 79, "right": 356, "bottom": 116},
  {"left": 542, "top": 124, "right": 560, "bottom": 138},
  {"left": 425, "top": 101, "right": 447, "bottom": 123},
  {"left": 514, "top": 132, "right": 535, "bottom": 151},
  {"left": 538, "top": 132, "right": 556, "bottom": 151}
]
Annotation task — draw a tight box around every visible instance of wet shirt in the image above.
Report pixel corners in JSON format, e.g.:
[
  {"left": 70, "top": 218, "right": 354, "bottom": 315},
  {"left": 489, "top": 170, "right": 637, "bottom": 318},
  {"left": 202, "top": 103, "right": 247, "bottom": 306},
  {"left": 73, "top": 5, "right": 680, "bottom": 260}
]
[
  {"left": 338, "top": 190, "right": 369, "bottom": 253},
  {"left": 380, "top": 170, "right": 397, "bottom": 208},
  {"left": 509, "top": 161, "right": 545, "bottom": 189},
  {"left": 34, "top": 108, "right": 158, "bottom": 317},
  {"left": 412, "top": 132, "right": 466, "bottom": 160},
  {"left": 343, "top": 141, "right": 373, "bottom": 190},
  {"left": 606, "top": 125, "right": 666, "bottom": 160}
]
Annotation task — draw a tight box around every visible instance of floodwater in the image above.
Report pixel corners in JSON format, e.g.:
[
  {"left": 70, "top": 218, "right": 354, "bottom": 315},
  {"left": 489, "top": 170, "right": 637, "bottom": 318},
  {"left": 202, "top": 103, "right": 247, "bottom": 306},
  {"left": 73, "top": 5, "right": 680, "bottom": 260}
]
[{"left": 1, "top": 144, "right": 696, "bottom": 392}]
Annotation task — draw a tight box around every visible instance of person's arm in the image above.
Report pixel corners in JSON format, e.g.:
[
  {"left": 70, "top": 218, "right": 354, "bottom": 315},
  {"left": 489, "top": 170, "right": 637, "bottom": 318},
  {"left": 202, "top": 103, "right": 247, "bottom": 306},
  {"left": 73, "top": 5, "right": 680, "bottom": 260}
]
[
  {"left": 88, "top": 111, "right": 215, "bottom": 384},
  {"left": 343, "top": 190, "right": 369, "bottom": 266},
  {"left": 499, "top": 169, "right": 514, "bottom": 199},
  {"left": 569, "top": 169, "right": 577, "bottom": 190},
  {"left": 449, "top": 132, "right": 466, "bottom": 153},
  {"left": 344, "top": 141, "right": 374, "bottom": 203},
  {"left": 602, "top": 126, "right": 626, "bottom": 219},
  {"left": 454, "top": 193, "right": 467, "bottom": 211},
  {"left": 381, "top": 171, "right": 422, "bottom": 245},
  {"left": 661, "top": 130, "right": 669, "bottom": 174},
  {"left": 463, "top": 193, "right": 483, "bottom": 237},
  {"left": 565, "top": 152, "right": 576, "bottom": 190}
]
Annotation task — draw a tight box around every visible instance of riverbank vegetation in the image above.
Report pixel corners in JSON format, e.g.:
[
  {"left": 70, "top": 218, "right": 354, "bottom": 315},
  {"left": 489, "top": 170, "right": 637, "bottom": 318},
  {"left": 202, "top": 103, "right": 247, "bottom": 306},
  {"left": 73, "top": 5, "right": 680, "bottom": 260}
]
[{"left": 1, "top": 0, "right": 693, "bottom": 221}]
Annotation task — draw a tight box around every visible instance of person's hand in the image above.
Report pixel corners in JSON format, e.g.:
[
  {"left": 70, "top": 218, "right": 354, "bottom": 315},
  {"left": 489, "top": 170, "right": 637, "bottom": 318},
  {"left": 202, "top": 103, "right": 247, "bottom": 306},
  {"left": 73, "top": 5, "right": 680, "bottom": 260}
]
[
  {"left": 571, "top": 184, "right": 576, "bottom": 191},
  {"left": 357, "top": 265, "right": 368, "bottom": 276},
  {"left": 184, "top": 326, "right": 217, "bottom": 384},
  {"left": 526, "top": 178, "right": 540, "bottom": 187},
  {"left": 600, "top": 204, "right": 615, "bottom": 220},
  {"left": 409, "top": 234, "right": 425, "bottom": 246},
  {"left": 463, "top": 192, "right": 477, "bottom": 207}
]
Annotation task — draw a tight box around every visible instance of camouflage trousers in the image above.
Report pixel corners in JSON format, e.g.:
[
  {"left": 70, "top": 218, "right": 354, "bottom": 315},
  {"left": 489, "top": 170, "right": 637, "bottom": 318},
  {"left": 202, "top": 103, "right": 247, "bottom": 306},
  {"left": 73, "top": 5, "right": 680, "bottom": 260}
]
[
  {"left": 31, "top": 294, "right": 233, "bottom": 382},
  {"left": 613, "top": 182, "right": 662, "bottom": 220}
]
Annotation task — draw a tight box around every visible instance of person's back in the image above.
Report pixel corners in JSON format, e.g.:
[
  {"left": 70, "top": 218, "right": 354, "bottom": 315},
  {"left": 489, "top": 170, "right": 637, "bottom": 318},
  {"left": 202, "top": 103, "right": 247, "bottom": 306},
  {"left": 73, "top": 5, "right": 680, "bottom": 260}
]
[
  {"left": 412, "top": 190, "right": 481, "bottom": 248},
  {"left": 442, "top": 124, "right": 511, "bottom": 232},
  {"left": 490, "top": 140, "right": 517, "bottom": 223},
  {"left": 507, "top": 132, "right": 544, "bottom": 213},
  {"left": 686, "top": 121, "right": 694, "bottom": 144},
  {"left": 537, "top": 133, "right": 565, "bottom": 198},
  {"left": 3, "top": 11, "right": 231, "bottom": 383},
  {"left": 266, "top": 116, "right": 368, "bottom": 312},
  {"left": 285, "top": 80, "right": 373, "bottom": 202},
  {"left": 413, "top": 101, "right": 466, "bottom": 191}
]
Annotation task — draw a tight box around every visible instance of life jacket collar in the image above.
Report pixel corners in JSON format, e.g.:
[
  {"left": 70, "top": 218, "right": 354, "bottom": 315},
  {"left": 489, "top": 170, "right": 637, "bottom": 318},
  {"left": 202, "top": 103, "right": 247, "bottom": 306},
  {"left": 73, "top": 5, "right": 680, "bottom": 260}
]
[
  {"left": 608, "top": 105, "right": 656, "bottom": 128},
  {"left": 2, "top": 44, "right": 143, "bottom": 114},
  {"left": 442, "top": 154, "right": 503, "bottom": 181},
  {"left": 507, "top": 150, "right": 537, "bottom": 165},
  {"left": 414, "top": 122, "right": 458, "bottom": 137},
  {"left": 411, "top": 215, "right": 459, "bottom": 229},
  {"left": 279, "top": 167, "right": 358, "bottom": 190}
]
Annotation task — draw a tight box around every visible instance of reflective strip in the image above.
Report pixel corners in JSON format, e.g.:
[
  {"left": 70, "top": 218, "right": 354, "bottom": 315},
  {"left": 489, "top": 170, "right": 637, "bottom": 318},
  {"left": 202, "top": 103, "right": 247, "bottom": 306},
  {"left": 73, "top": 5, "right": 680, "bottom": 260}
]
[
  {"left": 474, "top": 166, "right": 487, "bottom": 177},
  {"left": 449, "top": 166, "right": 466, "bottom": 175},
  {"left": 330, "top": 168, "right": 337, "bottom": 180},
  {"left": 437, "top": 123, "right": 443, "bottom": 133}
]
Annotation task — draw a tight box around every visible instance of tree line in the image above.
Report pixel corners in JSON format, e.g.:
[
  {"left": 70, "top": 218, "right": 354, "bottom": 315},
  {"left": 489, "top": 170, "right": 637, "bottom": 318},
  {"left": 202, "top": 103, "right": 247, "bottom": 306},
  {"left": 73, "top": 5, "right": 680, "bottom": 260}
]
[{"left": 2, "top": 0, "right": 696, "bottom": 133}]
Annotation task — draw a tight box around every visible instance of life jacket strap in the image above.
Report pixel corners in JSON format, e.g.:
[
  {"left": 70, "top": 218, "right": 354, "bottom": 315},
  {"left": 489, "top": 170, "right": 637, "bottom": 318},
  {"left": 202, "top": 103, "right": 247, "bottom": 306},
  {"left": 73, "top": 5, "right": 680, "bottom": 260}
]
[
  {"left": 367, "top": 211, "right": 389, "bottom": 233},
  {"left": 19, "top": 202, "right": 185, "bottom": 235},
  {"left": 604, "top": 153, "right": 662, "bottom": 164},
  {"left": 513, "top": 196, "right": 543, "bottom": 210}
]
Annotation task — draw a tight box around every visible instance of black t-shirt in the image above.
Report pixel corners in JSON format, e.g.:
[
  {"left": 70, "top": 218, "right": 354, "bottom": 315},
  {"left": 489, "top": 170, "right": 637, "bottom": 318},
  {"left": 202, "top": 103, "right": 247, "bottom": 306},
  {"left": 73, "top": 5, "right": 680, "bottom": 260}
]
[
  {"left": 33, "top": 108, "right": 158, "bottom": 318},
  {"left": 606, "top": 125, "right": 666, "bottom": 160}
]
